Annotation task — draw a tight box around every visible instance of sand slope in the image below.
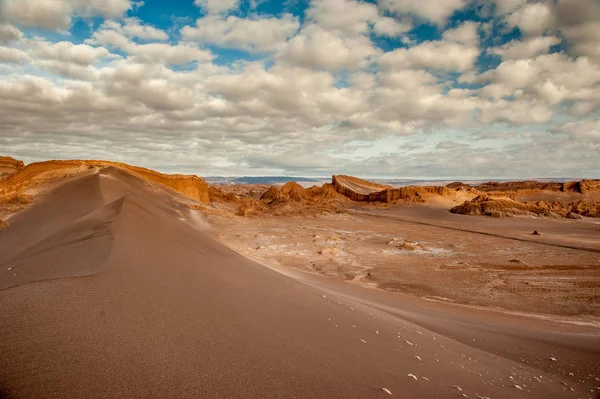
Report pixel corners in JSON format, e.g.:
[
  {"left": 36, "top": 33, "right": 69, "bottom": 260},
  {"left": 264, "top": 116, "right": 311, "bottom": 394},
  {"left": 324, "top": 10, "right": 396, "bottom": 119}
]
[{"left": 0, "top": 167, "right": 598, "bottom": 398}]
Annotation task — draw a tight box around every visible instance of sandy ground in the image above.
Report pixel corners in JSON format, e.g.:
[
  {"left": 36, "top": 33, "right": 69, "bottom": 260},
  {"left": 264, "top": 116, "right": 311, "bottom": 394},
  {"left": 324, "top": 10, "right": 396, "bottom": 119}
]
[
  {"left": 0, "top": 169, "right": 599, "bottom": 398},
  {"left": 208, "top": 206, "right": 600, "bottom": 319}
]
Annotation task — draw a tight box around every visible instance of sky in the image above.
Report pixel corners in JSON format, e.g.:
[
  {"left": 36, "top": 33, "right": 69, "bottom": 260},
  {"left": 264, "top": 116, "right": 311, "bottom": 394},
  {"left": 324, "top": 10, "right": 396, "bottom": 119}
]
[{"left": 0, "top": 0, "right": 599, "bottom": 179}]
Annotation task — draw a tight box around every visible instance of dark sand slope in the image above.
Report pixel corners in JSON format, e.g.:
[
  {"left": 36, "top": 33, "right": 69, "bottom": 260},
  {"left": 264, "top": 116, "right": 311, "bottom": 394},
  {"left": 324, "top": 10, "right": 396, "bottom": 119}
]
[{"left": 0, "top": 168, "right": 598, "bottom": 398}]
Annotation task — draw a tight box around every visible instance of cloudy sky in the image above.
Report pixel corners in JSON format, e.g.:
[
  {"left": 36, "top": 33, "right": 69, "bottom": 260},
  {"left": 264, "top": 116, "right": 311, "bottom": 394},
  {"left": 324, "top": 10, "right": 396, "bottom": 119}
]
[{"left": 0, "top": 0, "right": 599, "bottom": 178}]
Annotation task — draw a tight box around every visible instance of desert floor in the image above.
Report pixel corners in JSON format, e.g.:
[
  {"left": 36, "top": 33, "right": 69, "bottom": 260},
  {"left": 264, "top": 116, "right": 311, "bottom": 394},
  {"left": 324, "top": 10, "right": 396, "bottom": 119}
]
[{"left": 208, "top": 205, "right": 600, "bottom": 319}]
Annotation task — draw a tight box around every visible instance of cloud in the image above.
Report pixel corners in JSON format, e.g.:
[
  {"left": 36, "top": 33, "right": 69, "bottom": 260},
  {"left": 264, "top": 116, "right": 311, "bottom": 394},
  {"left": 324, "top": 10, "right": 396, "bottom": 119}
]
[
  {"left": 279, "top": 24, "right": 379, "bottom": 71},
  {"left": 379, "top": 23, "right": 480, "bottom": 73},
  {"left": 0, "top": 46, "right": 30, "bottom": 63},
  {"left": 27, "top": 40, "right": 109, "bottom": 65},
  {"left": 491, "top": 0, "right": 527, "bottom": 15},
  {"left": 379, "top": 0, "right": 467, "bottom": 24},
  {"left": 490, "top": 36, "right": 561, "bottom": 60},
  {"left": 89, "top": 22, "right": 213, "bottom": 65},
  {"left": 0, "top": 0, "right": 599, "bottom": 178},
  {"left": 193, "top": 0, "right": 238, "bottom": 14},
  {"left": 0, "top": 23, "right": 23, "bottom": 44},
  {"left": 119, "top": 18, "right": 168, "bottom": 41},
  {"left": 506, "top": 2, "right": 555, "bottom": 37},
  {"left": 442, "top": 21, "right": 479, "bottom": 45},
  {"left": 1, "top": 0, "right": 135, "bottom": 30},
  {"left": 181, "top": 14, "right": 300, "bottom": 53},
  {"left": 477, "top": 53, "right": 600, "bottom": 111},
  {"left": 372, "top": 16, "right": 412, "bottom": 37},
  {"left": 554, "top": 0, "right": 600, "bottom": 61}
]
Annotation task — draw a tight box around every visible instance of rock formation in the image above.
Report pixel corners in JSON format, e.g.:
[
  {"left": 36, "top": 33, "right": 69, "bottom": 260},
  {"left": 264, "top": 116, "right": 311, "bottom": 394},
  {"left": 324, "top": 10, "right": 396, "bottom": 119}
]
[
  {"left": 451, "top": 179, "right": 600, "bottom": 195},
  {"left": 331, "top": 175, "right": 390, "bottom": 202},
  {"left": 450, "top": 194, "right": 600, "bottom": 218},
  {"left": 0, "top": 156, "right": 24, "bottom": 178},
  {"left": 332, "top": 175, "right": 464, "bottom": 203}
]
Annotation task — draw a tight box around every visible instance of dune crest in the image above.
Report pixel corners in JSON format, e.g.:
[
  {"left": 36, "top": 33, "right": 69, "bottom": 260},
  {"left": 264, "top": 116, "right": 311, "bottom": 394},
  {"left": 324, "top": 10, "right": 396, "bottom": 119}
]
[{"left": 0, "top": 158, "right": 210, "bottom": 208}]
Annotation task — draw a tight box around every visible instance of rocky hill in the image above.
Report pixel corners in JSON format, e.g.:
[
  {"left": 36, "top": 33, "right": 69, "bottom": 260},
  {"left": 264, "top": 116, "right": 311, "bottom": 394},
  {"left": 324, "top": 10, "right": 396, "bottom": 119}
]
[{"left": 0, "top": 156, "right": 24, "bottom": 178}]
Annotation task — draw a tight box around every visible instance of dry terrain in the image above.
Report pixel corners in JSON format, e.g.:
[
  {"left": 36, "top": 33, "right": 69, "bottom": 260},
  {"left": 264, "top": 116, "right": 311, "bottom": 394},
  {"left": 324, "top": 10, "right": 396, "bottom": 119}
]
[{"left": 1, "top": 157, "right": 599, "bottom": 398}]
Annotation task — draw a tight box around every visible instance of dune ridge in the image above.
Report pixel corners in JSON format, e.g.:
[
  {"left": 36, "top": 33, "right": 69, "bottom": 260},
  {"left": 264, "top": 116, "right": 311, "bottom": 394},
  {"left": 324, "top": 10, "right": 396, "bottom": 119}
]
[{"left": 0, "top": 159, "right": 209, "bottom": 205}]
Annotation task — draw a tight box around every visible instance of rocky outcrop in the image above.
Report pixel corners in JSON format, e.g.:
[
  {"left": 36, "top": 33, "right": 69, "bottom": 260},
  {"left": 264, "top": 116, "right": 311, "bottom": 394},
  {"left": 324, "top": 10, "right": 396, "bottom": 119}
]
[
  {"left": 260, "top": 186, "right": 286, "bottom": 203},
  {"left": 0, "top": 156, "right": 25, "bottom": 178},
  {"left": 0, "top": 159, "right": 210, "bottom": 204},
  {"left": 332, "top": 175, "right": 458, "bottom": 203},
  {"left": 455, "top": 179, "right": 600, "bottom": 195},
  {"left": 281, "top": 182, "right": 310, "bottom": 201},
  {"left": 450, "top": 194, "right": 600, "bottom": 218},
  {"left": 564, "top": 179, "right": 600, "bottom": 194},
  {"left": 331, "top": 175, "right": 390, "bottom": 202}
]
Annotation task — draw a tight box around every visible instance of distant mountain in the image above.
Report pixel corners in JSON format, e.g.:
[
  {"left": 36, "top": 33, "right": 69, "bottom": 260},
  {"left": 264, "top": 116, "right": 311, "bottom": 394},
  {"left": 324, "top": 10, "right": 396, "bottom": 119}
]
[{"left": 204, "top": 176, "right": 330, "bottom": 186}]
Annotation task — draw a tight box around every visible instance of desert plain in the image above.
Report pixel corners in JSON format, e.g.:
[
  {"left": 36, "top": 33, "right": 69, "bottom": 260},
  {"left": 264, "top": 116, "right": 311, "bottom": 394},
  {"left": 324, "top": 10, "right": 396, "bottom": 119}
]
[{"left": 0, "top": 156, "right": 599, "bottom": 398}]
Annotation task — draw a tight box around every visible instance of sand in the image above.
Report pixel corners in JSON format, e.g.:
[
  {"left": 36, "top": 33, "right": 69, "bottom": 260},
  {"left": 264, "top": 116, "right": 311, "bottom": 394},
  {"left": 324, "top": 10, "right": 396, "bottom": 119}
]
[{"left": 1, "top": 167, "right": 599, "bottom": 398}]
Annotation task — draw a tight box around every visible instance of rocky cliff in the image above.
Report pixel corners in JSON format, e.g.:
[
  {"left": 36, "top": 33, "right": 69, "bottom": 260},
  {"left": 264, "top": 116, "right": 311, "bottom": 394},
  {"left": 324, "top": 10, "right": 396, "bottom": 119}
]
[
  {"left": 332, "top": 175, "right": 461, "bottom": 203},
  {"left": 331, "top": 175, "right": 390, "bottom": 202}
]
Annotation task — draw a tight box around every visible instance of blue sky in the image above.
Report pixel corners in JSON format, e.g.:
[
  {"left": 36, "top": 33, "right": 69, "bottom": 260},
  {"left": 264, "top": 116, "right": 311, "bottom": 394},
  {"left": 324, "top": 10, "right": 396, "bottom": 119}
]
[{"left": 0, "top": 0, "right": 599, "bottom": 178}]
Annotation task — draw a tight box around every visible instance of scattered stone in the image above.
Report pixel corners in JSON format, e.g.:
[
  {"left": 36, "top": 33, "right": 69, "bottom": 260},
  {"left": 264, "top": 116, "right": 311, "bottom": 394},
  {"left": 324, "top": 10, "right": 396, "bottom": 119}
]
[
  {"left": 381, "top": 387, "right": 392, "bottom": 395},
  {"left": 532, "top": 230, "right": 540, "bottom": 236},
  {"left": 453, "top": 385, "right": 463, "bottom": 391},
  {"left": 407, "top": 374, "right": 418, "bottom": 381}
]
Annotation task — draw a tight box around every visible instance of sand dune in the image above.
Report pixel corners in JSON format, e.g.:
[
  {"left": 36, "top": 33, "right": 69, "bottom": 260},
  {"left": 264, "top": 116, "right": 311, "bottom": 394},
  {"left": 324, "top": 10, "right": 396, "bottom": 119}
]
[{"left": 1, "top": 166, "right": 599, "bottom": 398}]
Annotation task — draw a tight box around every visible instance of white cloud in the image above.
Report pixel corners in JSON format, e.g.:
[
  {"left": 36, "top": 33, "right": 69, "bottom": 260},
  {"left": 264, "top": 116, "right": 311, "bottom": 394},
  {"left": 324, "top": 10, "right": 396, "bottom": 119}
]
[
  {"left": 490, "top": 36, "right": 561, "bottom": 60},
  {"left": 1, "top": 0, "right": 134, "bottom": 30},
  {"left": 88, "top": 22, "right": 212, "bottom": 65},
  {"left": 129, "top": 43, "right": 213, "bottom": 65},
  {"left": 552, "top": 119, "right": 600, "bottom": 142},
  {"left": 28, "top": 40, "right": 109, "bottom": 65},
  {"left": 306, "top": 0, "right": 377, "bottom": 34},
  {"left": 372, "top": 16, "right": 412, "bottom": 37},
  {"left": 507, "top": 2, "right": 555, "bottom": 36},
  {"left": 120, "top": 18, "right": 168, "bottom": 41},
  {"left": 492, "top": 0, "right": 527, "bottom": 15},
  {"left": 0, "top": 24, "right": 23, "bottom": 44},
  {"left": 279, "top": 24, "right": 379, "bottom": 71},
  {"left": 0, "top": 46, "right": 30, "bottom": 63},
  {"left": 379, "top": 0, "right": 467, "bottom": 24},
  {"left": 193, "top": 0, "right": 238, "bottom": 14},
  {"left": 442, "top": 21, "right": 479, "bottom": 45},
  {"left": 181, "top": 14, "right": 299, "bottom": 53},
  {"left": 477, "top": 53, "right": 600, "bottom": 116},
  {"left": 379, "top": 40, "right": 479, "bottom": 72},
  {"left": 554, "top": 0, "right": 600, "bottom": 61},
  {"left": 477, "top": 98, "right": 554, "bottom": 125}
]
